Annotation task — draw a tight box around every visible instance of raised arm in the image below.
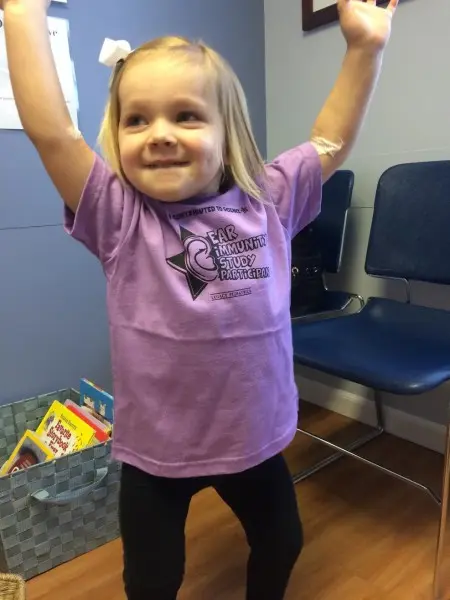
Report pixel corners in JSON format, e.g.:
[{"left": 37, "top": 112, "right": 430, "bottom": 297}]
[
  {"left": 2, "top": 0, "right": 95, "bottom": 212},
  {"left": 310, "top": 0, "right": 398, "bottom": 182}
]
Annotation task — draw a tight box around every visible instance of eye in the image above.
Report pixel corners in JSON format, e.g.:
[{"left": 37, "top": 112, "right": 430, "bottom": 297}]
[
  {"left": 177, "top": 111, "right": 201, "bottom": 123},
  {"left": 125, "top": 115, "right": 147, "bottom": 128}
]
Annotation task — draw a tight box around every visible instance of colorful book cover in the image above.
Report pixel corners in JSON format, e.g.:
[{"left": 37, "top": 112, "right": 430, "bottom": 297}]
[
  {"left": 79, "top": 378, "right": 114, "bottom": 424},
  {"left": 36, "top": 400, "right": 96, "bottom": 457},
  {"left": 64, "top": 399, "right": 111, "bottom": 442},
  {"left": 1, "top": 430, "right": 55, "bottom": 475},
  {"left": 80, "top": 405, "right": 113, "bottom": 434}
]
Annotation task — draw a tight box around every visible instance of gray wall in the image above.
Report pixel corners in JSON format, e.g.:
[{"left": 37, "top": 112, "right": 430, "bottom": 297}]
[
  {"left": 265, "top": 0, "right": 450, "bottom": 424},
  {"left": 0, "top": 0, "right": 266, "bottom": 404}
]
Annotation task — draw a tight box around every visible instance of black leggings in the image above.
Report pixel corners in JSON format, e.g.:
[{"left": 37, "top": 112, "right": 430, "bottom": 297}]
[{"left": 119, "top": 454, "right": 303, "bottom": 600}]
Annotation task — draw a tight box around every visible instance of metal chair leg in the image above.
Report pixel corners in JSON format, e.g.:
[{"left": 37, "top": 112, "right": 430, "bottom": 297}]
[
  {"left": 433, "top": 417, "right": 450, "bottom": 600},
  {"left": 294, "top": 387, "right": 450, "bottom": 598},
  {"left": 293, "top": 389, "right": 385, "bottom": 484}
]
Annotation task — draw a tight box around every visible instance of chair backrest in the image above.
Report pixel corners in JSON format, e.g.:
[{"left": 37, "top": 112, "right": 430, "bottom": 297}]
[
  {"left": 315, "top": 169, "right": 354, "bottom": 273},
  {"left": 289, "top": 169, "right": 354, "bottom": 314},
  {"left": 365, "top": 161, "right": 450, "bottom": 285}
]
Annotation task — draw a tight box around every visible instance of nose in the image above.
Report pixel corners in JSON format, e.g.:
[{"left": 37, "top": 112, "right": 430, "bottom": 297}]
[{"left": 148, "top": 118, "right": 177, "bottom": 147}]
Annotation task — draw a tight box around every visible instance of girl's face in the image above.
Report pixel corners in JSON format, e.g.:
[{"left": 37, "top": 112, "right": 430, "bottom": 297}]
[{"left": 117, "top": 54, "right": 225, "bottom": 203}]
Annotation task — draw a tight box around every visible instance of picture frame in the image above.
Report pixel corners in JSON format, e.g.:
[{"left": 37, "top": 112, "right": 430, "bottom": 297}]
[{"left": 302, "top": 0, "right": 389, "bottom": 32}]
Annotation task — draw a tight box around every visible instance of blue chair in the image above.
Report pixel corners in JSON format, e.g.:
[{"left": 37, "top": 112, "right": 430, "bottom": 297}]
[
  {"left": 291, "top": 160, "right": 450, "bottom": 599},
  {"left": 290, "top": 169, "right": 364, "bottom": 321}
]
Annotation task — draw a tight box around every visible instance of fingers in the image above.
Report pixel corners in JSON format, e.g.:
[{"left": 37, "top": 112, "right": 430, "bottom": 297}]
[
  {"left": 338, "top": 0, "right": 399, "bottom": 8},
  {"left": 369, "top": 0, "right": 399, "bottom": 10},
  {"left": 387, "top": 0, "right": 399, "bottom": 13},
  {"left": 338, "top": 0, "right": 399, "bottom": 14}
]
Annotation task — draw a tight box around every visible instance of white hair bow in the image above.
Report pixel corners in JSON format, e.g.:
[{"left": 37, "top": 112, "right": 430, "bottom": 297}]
[{"left": 99, "top": 38, "right": 132, "bottom": 67}]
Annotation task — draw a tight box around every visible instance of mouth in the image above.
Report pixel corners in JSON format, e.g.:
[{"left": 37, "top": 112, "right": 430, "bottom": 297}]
[{"left": 147, "top": 162, "right": 190, "bottom": 170}]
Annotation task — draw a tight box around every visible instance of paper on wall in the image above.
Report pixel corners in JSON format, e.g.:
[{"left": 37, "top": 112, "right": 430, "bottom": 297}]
[{"left": 0, "top": 12, "right": 78, "bottom": 130}]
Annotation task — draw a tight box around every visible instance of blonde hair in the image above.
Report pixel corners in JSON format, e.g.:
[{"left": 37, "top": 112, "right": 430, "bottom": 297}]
[{"left": 98, "top": 36, "right": 267, "bottom": 201}]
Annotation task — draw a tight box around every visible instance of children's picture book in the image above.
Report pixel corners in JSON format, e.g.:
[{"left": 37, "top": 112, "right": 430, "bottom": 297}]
[
  {"left": 0, "top": 430, "right": 55, "bottom": 475},
  {"left": 36, "top": 400, "right": 96, "bottom": 457},
  {"left": 80, "top": 378, "right": 114, "bottom": 424},
  {"left": 80, "top": 404, "right": 113, "bottom": 433},
  {"left": 64, "top": 399, "right": 111, "bottom": 442}
]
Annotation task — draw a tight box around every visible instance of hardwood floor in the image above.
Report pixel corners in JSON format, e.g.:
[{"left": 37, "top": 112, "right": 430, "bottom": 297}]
[{"left": 27, "top": 403, "right": 450, "bottom": 600}]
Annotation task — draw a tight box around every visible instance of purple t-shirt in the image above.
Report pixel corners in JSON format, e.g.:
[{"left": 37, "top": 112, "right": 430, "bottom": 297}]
[{"left": 64, "top": 142, "right": 322, "bottom": 478}]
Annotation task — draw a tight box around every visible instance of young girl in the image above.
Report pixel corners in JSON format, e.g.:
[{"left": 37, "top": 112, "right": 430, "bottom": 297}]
[{"left": 2, "top": 0, "right": 397, "bottom": 598}]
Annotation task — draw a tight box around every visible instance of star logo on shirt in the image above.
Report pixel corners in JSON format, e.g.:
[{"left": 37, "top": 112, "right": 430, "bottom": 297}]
[{"left": 166, "top": 227, "right": 218, "bottom": 300}]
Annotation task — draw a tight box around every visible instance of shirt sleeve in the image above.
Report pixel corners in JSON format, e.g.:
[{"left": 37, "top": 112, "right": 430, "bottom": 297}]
[
  {"left": 264, "top": 141, "right": 323, "bottom": 238},
  {"left": 64, "top": 154, "right": 135, "bottom": 266}
]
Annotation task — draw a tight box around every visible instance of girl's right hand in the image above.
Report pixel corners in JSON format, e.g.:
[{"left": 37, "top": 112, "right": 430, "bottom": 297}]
[{"left": 0, "top": 0, "right": 51, "bottom": 10}]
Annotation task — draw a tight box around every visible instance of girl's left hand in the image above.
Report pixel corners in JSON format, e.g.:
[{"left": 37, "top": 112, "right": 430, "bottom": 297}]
[{"left": 338, "top": 0, "right": 399, "bottom": 53}]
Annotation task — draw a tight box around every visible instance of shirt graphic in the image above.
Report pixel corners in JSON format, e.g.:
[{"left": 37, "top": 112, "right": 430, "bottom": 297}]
[{"left": 166, "top": 220, "right": 270, "bottom": 301}]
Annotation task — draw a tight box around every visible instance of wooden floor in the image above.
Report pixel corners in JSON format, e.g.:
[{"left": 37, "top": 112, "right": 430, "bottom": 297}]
[{"left": 27, "top": 403, "right": 450, "bottom": 600}]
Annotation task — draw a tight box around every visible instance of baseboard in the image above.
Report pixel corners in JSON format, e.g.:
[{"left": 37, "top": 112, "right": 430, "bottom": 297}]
[{"left": 295, "top": 374, "right": 447, "bottom": 455}]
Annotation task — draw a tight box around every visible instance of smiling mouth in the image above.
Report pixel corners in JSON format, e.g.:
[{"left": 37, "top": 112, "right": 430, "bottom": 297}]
[{"left": 147, "top": 162, "right": 190, "bottom": 170}]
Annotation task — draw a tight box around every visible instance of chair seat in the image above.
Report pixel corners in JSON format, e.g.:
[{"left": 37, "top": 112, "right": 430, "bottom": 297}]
[
  {"left": 291, "top": 290, "right": 353, "bottom": 319},
  {"left": 292, "top": 297, "right": 450, "bottom": 395}
]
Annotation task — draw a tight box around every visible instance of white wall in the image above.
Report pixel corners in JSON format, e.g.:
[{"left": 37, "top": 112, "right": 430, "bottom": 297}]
[{"left": 265, "top": 0, "right": 450, "bottom": 429}]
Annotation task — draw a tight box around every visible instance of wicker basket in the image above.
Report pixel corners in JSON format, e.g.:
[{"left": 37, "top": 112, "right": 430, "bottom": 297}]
[
  {"left": 0, "top": 389, "right": 120, "bottom": 580},
  {"left": 0, "top": 574, "right": 25, "bottom": 600}
]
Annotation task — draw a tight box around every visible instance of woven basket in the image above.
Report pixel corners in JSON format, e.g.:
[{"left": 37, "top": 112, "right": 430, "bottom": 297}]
[
  {"left": 0, "top": 574, "right": 25, "bottom": 600},
  {"left": 0, "top": 389, "right": 120, "bottom": 580}
]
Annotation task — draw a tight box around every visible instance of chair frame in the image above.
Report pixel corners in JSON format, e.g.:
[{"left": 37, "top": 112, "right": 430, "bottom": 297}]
[
  {"left": 292, "top": 276, "right": 450, "bottom": 600},
  {"left": 290, "top": 278, "right": 365, "bottom": 323}
]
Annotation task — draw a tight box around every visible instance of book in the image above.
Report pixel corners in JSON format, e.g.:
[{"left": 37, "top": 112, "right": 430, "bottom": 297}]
[
  {"left": 64, "top": 399, "right": 111, "bottom": 442},
  {"left": 79, "top": 379, "right": 114, "bottom": 424},
  {"left": 1, "top": 430, "right": 55, "bottom": 475},
  {"left": 80, "top": 404, "right": 113, "bottom": 434},
  {"left": 36, "top": 400, "right": 96, "bottom": 457}
]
